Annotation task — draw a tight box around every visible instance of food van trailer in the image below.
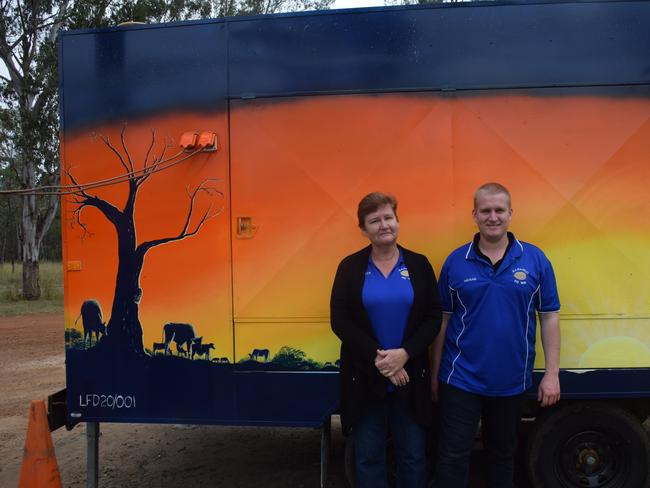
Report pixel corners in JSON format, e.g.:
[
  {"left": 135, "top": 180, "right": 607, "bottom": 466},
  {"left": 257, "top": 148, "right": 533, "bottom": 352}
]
[{"left": 56, "top": 0, "right": 650, "bottom": 486}]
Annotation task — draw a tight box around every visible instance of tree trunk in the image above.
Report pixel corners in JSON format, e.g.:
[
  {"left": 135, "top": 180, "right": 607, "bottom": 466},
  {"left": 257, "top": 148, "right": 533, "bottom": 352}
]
[
  {"left": 102, "top": 258, "right": 146, "bottom": 356},
  {"left": 99, "top": 216, "right": 147, "bottom": 357},
  {"left": 21, "top": 192, "right": 41, "bottom": 300},
  {"left": 22, "top": 260, "right": 40, "bottom": 300}
]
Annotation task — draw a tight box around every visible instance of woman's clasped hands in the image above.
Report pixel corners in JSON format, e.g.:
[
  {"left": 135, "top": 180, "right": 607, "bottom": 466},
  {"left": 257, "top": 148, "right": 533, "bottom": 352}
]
[{"left": 375, "top": 348, "right": 410, "bottom": 387}]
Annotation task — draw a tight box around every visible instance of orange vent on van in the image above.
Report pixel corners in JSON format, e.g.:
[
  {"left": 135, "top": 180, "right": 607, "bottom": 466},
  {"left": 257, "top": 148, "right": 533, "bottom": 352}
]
[
  {"left": 197, "top": 131, "right": 217, "bottom": 151},
  {"left": 179, "top": 132, "right": 198, "bottom": 150},
  {"left": 180, "top": 131, "right": 217, "bottom": 152}
]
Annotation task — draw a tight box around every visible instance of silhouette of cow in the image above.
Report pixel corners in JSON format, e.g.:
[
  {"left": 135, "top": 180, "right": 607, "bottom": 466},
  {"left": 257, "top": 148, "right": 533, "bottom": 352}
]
[
  {"left": 162, "top": 323, "right": 201, "bottom": 357},
  {"left": 249, "top": 348, "right": 270, "bottom": 362},
  {"left": 75, "top": 299, "right": 106, "bottom": 346},
  {"left": 192, "top": 342, "right": 215, "bottom": 360}
]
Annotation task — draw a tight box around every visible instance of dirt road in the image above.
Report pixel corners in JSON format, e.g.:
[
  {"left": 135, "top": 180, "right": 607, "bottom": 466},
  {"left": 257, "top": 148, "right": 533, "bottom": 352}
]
[{"left": 0, "top": 313, "right": 350, "bottom": 487}]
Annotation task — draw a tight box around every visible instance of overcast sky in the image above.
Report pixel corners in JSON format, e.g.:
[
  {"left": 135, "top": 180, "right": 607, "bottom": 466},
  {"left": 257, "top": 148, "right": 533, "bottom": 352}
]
[{"left": 333, "top": 0, "right": 385, "bottom": 8}]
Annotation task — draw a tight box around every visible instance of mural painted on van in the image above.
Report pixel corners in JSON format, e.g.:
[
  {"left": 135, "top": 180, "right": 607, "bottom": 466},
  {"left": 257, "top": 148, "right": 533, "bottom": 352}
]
[
  {"left": 62, "top": 112, "right": 340, "bottom": 365},
  {"left": 62, "top": 90, "right": 650, "bottom": 422}
]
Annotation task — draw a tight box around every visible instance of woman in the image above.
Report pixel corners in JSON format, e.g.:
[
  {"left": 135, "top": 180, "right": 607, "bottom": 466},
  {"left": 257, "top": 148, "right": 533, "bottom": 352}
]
[{"left": 330, "top": 192, "right": 442, "bottom": 488}]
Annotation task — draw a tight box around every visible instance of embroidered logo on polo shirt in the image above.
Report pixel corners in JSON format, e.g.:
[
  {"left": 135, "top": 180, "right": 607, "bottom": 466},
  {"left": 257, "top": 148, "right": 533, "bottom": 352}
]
[
  {"left": 399, "top": 268, "right": 410, "bottom": 280},
  {"left": 513, "top": 268, "right": 529, "bottom": 285}
]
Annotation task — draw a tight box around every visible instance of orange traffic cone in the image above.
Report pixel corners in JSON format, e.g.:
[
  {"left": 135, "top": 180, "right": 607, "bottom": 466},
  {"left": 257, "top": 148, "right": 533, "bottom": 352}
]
[{"left": 18, "top": 400, "right": 63, "bottom": 488}]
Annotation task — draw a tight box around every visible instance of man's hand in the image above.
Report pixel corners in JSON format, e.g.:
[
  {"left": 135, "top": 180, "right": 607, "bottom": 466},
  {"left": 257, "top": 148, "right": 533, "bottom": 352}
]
[
  {"left": 538, "top": 372, "right": 560, "bottom": 406},
  {"left": 375, "top": 348, "right": 409, "bottom": 377},
  {"left": 389, "top": 368, "right": 410, "bottom": 387}
]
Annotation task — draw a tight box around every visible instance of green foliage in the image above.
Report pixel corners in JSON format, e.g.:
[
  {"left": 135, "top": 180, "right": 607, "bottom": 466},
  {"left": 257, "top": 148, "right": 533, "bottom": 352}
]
[
  {"left": 0, "top": 165, "right": 20, "bottom": 263},
  {"left": 384, "top": 0, "right": 455, "bottom": 4},
  {"left": 61, "top": 0, "right": 334, "bottom": 31}
]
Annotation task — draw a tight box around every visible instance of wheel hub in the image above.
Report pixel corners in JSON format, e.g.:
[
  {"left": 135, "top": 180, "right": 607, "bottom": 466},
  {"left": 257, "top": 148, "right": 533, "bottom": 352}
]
[
  {"left": 559, "top": 431, "right": 623, "bottom": 487},
  {"left": 578, "top": 447, "right": 601, "bottom": 471}
]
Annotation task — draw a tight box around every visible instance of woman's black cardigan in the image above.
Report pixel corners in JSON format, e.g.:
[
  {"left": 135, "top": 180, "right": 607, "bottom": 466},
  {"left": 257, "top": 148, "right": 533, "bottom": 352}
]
[{"left": 330, "top": 245, "right": 442, "bottom": 434}]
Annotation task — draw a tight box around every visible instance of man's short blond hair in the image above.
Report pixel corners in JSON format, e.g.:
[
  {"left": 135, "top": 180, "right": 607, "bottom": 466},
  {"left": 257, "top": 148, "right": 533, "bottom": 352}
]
[{"left": 473, "top": 182, "right": 511, "bottom": 209}]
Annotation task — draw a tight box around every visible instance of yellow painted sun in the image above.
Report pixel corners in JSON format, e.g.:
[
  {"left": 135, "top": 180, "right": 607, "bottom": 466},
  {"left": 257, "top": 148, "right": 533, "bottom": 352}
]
[
  {"left": 579, "top": 336, "right": 650, "bottom": 368},
  {"left": 534, "top": 317, "right": 650, "bottom": 369}
]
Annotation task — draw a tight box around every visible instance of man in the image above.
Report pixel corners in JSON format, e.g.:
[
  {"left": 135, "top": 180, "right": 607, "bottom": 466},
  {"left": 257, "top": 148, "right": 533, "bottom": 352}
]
[{"left": 431, "top": 182, "right": 561, "bottom": 488}]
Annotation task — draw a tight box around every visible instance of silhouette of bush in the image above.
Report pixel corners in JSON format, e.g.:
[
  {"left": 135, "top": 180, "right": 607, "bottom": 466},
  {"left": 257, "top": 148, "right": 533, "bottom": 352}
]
[
  {"left": 271, "top": 346, "right": 323, "bottom": 370},
  {"left": 65, "top": 328, "right": 85, "bottom": 349}
]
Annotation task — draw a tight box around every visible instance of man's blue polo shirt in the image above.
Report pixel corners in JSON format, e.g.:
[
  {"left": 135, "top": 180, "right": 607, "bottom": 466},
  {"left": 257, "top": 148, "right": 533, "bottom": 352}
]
[
  {"left": 438, "top": 234, "right": 560, "bottom": 396},
  {"left": 362, "top": 251, "right": 414, "bottom": 391}
]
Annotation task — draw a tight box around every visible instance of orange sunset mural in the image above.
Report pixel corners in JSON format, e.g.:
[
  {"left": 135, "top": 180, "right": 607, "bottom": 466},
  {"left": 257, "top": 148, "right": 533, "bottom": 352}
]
[
  {"left": 228, "top": 91, "right": 650, "bottom": 370},
  {"left": 63, "top": 91, "right": 650, "bottom": 373}
]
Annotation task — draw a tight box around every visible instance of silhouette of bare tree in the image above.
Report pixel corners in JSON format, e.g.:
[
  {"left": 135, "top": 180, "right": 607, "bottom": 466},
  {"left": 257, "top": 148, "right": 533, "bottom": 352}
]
[{"left": 67, "top": 126, "right": 222, "bottom": 357}]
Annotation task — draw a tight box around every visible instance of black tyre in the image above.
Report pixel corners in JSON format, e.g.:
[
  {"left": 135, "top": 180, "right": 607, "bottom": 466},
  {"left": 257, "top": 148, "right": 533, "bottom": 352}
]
[{"left": 525, "top": 402, "right": 650, "bottom": 488}]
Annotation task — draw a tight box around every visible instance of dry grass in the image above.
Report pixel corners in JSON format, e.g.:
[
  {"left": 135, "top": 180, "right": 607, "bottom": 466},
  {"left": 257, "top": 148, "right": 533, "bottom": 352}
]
[{"left": 0, "top": 261, "right": 63, "bottom": 316}]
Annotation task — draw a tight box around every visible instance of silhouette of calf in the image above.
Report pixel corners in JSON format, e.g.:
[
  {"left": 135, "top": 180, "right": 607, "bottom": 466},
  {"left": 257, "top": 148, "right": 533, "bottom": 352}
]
[
  {"left": 192, "top": 342, "right": 215, "bottom": 360},
  {"left": 152, "top": 342, "right": 168, "bottom": 355},
  {"left": 75, "top": 299, "right": 106, "bottom": 346},
  {"left": 176, "top": 344, "right": 189, "bottom": 357}
]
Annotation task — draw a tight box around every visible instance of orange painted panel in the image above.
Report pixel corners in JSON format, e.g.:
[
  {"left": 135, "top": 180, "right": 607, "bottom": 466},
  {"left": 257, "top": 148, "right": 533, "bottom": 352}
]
[
  {"left": 230, "top": 92, "right": 650, "bottom": 368},
  {"left": 61, "top": 112, "right": 233, "bottom": 360}
]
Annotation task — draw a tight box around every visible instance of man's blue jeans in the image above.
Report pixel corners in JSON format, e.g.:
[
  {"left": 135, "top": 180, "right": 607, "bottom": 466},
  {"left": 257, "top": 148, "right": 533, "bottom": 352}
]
[
  {"left": 435, "top": 383, "right": 525, "bottom": 488},
  {"left": 354, "top": 393, "right": 427, "bottom": 488}
]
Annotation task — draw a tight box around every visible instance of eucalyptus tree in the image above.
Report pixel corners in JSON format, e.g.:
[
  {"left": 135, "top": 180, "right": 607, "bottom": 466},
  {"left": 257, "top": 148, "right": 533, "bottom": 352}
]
[
  {"left": 0, "top": 0, "right": 331, "bottom": 300},
  {"left": 0, "top": 1, "right": 62, "bottom": 298}
]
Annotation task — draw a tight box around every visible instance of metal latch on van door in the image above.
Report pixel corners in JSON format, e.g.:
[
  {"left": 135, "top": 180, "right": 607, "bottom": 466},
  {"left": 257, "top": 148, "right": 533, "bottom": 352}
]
[{"left": 236, "top": 217, "right": 257, "bottom": 239}]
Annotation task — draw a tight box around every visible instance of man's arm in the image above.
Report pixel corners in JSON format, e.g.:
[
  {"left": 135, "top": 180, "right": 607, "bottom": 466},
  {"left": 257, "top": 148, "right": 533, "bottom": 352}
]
[
  {"left": 538, "top": 311, "right": 561, "bottom": 407},
  {"left": 430, "top": 313, "right": 451, "bottom": 402}
]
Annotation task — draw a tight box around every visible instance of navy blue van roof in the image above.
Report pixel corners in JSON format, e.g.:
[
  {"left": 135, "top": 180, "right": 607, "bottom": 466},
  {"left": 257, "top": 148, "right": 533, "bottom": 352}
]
[{"left": 59, "top": 0, "right": 650, "bottom": 129}]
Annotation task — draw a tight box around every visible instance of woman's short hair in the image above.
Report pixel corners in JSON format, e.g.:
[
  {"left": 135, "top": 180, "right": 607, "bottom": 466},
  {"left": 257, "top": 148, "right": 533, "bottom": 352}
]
[{"left": 357, "top": 192, "right": 398, "bottom": 229}]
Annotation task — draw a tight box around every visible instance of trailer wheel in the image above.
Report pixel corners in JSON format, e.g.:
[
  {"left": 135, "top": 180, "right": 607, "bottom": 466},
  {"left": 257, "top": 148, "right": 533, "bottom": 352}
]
[{"left": 525, "top": 402, "right": 650, "bottom": 488}]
